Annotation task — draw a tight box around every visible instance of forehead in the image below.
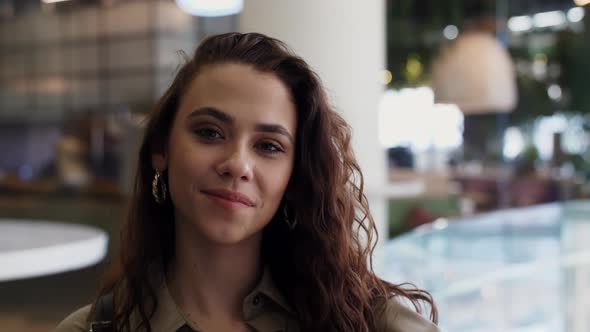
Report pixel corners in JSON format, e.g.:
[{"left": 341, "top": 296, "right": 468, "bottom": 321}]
[{"left": 177, "top": 63, "right": 296, "bottom": 126}]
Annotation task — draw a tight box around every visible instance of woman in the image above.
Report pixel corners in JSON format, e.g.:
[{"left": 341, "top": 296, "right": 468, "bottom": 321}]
[{"left": 56, "top": 32, "right": 438, "bottom": 332}]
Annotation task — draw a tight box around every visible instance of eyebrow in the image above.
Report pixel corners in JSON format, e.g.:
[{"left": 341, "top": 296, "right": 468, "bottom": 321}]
[
  {"left": 188, "top": 107, "right": 233, "bottom": 123},
  {"left": 255, "top": 123, "right": 294, "bottom": 143},
  {"left": 187, "top": 107, "right": 295, "bottom": 143}
]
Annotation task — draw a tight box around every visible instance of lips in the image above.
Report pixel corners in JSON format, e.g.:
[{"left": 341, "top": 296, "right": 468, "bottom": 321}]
[{"left": 201, "top": 189, "right": 256, "bottom": 207}]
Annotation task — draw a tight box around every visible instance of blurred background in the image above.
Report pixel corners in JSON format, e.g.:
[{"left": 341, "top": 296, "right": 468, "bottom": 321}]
[{"left": 0, "top": 0, "right": 588, "bottom": 331}]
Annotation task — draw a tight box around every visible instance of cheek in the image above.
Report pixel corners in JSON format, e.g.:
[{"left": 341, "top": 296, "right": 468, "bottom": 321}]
[
  {"left": 173, "top": 152, "right": 205, "bottom": 175},
  {"left": 168, "top": 130, "right": 213, "bottom": 175},
  {"left": 167, "top": 144, "right": 211, "bottom": 197},
  {"left": 260, "top": 165, "right": 292, "bottom": 203}
]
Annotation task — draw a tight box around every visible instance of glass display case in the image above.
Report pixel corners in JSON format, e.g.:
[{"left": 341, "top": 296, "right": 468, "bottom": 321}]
[{"left": 378, "top": 200, "right": 590, "bottom": 332}]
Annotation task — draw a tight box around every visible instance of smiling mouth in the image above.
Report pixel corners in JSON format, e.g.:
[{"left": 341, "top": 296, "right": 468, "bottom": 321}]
[{"left": 200, "top": 189, "right": 256, "bottom": 208}]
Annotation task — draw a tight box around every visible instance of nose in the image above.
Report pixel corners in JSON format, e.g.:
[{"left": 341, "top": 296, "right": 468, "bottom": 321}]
[{"left": 215, "top": 144, "right": 254, "bottom": 182}]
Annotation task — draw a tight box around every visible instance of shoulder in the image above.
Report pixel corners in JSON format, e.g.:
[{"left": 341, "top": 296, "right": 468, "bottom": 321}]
[
  {"left": 54, "top": 305, "right": 92, "bottom": 332},
  {"left": 374, "top": 297, "right": 440, "bottom": 332}
]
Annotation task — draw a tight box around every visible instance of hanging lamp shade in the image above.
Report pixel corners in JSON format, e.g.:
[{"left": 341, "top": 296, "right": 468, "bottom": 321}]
[
  {"left": 175, "top": 0, "right": 243, "bottom": 17},
  {"left": 431, "top": 31, "right": 517, "bottom": 114}
]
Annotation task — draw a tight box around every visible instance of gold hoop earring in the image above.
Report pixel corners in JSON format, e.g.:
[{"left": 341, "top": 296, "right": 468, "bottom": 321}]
[
  {"left": 283, "top": 203, "right": 297, "bottom": 230},
  {"left": 152, "top": 170, "right": 167, "bottom": 204}
]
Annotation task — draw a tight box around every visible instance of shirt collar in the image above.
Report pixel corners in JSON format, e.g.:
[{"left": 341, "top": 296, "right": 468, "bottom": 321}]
[
  {"left": 250, "top": 266, "right": 294, "bottom": 315},
  {"left": 140, "top": 266, "right": 294, "bottom": 332}
]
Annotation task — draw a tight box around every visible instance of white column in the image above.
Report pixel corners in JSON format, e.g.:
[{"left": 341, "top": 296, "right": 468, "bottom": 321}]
[{"left": 240, "top": 0, "right": 388, "bottom": 247}]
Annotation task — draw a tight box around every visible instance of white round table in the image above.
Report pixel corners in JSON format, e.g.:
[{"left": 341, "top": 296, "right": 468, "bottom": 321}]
[{"left": 0, "top": 219, "right": 108, "bottom": 282}]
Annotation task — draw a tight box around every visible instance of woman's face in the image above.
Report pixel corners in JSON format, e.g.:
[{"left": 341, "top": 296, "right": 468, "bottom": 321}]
[{"left": 153, "top": 63, "right": 297, "bottom": 245}]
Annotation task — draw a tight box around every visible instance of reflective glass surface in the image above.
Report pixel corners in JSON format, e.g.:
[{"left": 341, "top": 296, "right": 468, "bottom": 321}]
[{"left": 378, "top": 200, "right": 590, "bottom": 332}]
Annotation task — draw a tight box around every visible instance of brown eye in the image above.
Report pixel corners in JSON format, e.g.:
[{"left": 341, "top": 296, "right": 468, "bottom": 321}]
[
  {"left": 195, "top": 127, "right": 224, "bottom": 140},
  {"left": 256, "top": 141, "right": 284, "bottom": 154}
]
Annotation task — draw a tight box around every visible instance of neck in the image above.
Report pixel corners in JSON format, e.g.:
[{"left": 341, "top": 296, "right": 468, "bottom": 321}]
[{"left": 166, "top": 219, "right": 263, "bottom": 321}]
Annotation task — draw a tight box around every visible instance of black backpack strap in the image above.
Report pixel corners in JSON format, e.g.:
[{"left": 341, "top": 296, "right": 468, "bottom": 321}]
[{"left": 90, "top": 293, "right": 115, "bottom": 332}]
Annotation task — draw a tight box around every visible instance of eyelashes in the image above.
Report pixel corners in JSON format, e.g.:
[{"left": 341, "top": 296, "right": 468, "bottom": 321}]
[
  {"left": 195, "top": 127, "right": 224, "bottom": 140},
  {"left": 255, "top": 141, "right": 284, "bottom": 154},
  {"left": 193, "top": 126, "right": 285, "bottom": 155}
]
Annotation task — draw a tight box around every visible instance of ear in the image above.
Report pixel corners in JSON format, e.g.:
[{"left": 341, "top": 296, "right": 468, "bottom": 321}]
[{"left": 151, "top": 152, "right": 167, "bottom": 172}]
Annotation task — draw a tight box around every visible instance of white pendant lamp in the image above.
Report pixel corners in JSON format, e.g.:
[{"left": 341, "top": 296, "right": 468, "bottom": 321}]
[
  {"left": 175, "top": 0, "right": 244, "bottom": 17},
  {"left": 431, "top": 31, "right": 517, "bottom": 114}
]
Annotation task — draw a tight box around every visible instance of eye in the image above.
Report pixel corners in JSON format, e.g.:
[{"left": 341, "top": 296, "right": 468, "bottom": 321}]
[
  {"left": 256, "top": 141, "right": 284, "bottom": 154},
  {"left": 195, "top": 127, "right": 224, "bottom": 140}
]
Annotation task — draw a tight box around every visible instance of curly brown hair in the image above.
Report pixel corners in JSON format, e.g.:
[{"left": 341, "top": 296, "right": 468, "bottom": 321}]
[{"left": 91, "top": 32, "right": 437, "bottom": 332}]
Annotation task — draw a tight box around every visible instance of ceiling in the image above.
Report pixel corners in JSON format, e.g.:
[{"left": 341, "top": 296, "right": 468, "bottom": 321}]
[
  {"left": 0, "top": 0, "right": 585, "bottom": 22},
  {"left": 389, "top": 0, "right": 583, "bottom": 20},
  {"left": 0, "top": 0, "right": 156, "bottom": 20}
]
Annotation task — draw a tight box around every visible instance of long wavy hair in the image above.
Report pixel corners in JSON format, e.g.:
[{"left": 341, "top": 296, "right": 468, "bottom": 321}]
[{"left": 91, "top": 32, "right": 437, "bottom": 332}]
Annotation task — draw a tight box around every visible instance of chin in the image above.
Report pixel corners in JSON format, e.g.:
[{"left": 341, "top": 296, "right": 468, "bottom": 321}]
[{"left": 202, "top": 223, "right": 258, "bottom": 246}]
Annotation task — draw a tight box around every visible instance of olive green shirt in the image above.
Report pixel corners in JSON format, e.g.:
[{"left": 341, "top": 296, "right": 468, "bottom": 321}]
[{"left": 55, "top": 269, "right": 439, "bottom": 332}]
